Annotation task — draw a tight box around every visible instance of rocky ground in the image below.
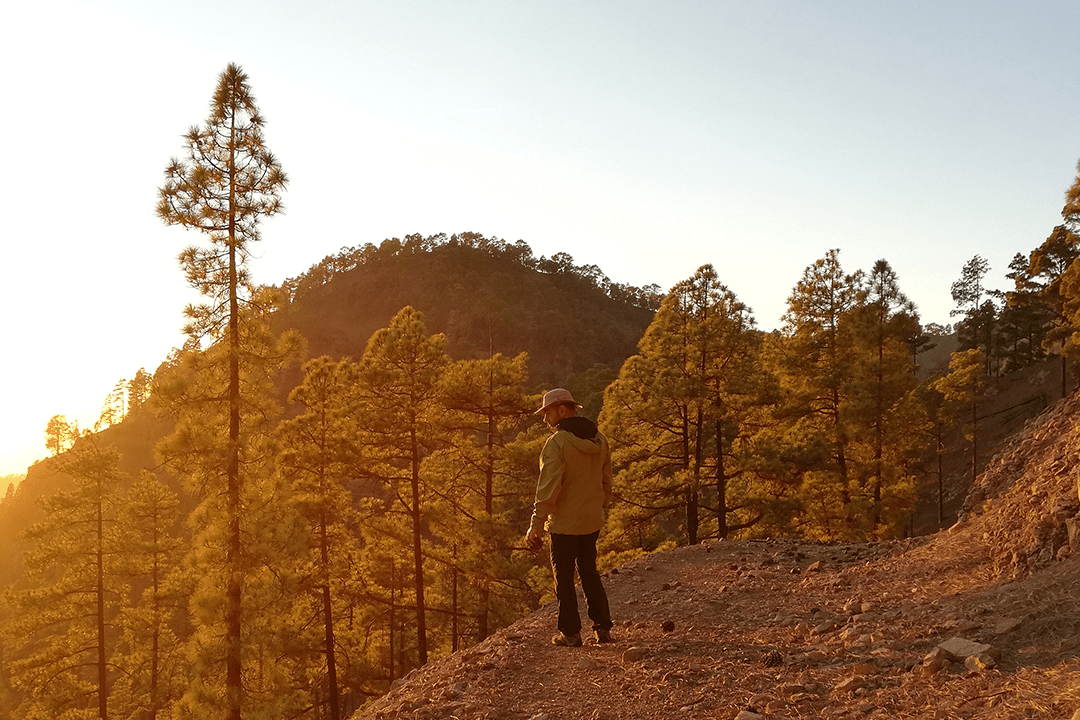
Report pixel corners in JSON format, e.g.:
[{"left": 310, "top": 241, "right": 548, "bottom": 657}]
[{"left": 351, "top": 396, "right": 1080, "bottom": 720}]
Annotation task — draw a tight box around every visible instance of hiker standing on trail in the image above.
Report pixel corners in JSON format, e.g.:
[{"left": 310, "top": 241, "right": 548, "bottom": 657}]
[{"left": 523, "top": 388, "right": 614, "bottom": 647}]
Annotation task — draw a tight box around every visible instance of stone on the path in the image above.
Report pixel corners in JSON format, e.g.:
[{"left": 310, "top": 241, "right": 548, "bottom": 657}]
[
  {"left": 993, "top": 617, "right": 1023, "bottom": 635},
  {"left": 734, "top": 711, "right": 766, "bottom": 720},
  {"left": 813, "top": 618, "right": 839, "bottom": 634},
  {"left": 964, "top": 653, "right": 997, "bottom": 671},
  {"left": 938, "top": 637, "right": 997, "bottom": 661},
  {"left": 921, "top": 648, "right": 949, "bottom": 676},
  {"left": 622, "top": 646, "right": 648, "bottom": 662}
]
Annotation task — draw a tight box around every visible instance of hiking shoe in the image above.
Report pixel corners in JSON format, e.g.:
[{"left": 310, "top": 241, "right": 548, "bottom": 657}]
[
  {"left": 551, "top": 633, "right": 582, "bottom": 647},
  {"left": 594, "top": 628, "right": 613, "bottom": 644}
]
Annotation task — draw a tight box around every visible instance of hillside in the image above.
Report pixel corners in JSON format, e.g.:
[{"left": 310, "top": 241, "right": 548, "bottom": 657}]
[
  {"left": 275, "top": 234, "right": 658, "bottom": 388},
  {"left": 352, "top": 394, "right": 1080, "bottom": 720}
]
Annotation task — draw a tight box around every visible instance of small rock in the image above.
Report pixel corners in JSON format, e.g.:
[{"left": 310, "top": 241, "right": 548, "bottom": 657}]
[
  {"left": 956, "top": 619, "right": 981, "bottom": 633},
  {"left": 734, "top": 711, "right": 766, "bottom": 720},
  {"left": 835, "top": 676, "right": 865, "bottom": 693},
  {"left": 813, "top": 619, "right": 839, "bottom": 634},
  {"left": 964, "top": 652, "right": 997, "bottom": 671},
  {"left": 661, "top": 620, "right": 676, "bottom": 632},
  {"left": 806, "top": 560, "right": 823, "bottom": 573},
  {"left": 994, "top": 617, "right": 1023, "bottom": 635},
  {"left": 505, "top": 631, "right": 524, "bottom": 641},
  {"left": 921, "top": 648, "right": 949, "bottom": 676},
  {"left": 622, "top": 646, "right": 648, "bottom": 662},
  {"left": 938, "top": 637, "right": 996, "bottom": 661}
]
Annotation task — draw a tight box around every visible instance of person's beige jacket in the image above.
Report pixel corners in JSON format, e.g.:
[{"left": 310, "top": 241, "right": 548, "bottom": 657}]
[{"left": 528, "top": 426, "right": 613, "bottom": 536}]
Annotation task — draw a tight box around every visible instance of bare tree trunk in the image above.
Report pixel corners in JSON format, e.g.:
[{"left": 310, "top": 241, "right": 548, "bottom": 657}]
[
  {"left": 411, "top": 426, "right": 428, "bottom": 665},
  {"left": 225, "top": 109, "right": 243, "bottom": 720},
  {"left": 96, "top": 484, "right": 108, "bottom": 720},
  {"left": 321, "top": 508, "right": 341, "bottom": 720}
]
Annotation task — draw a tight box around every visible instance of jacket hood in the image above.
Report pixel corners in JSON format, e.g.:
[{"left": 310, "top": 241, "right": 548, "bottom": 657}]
[
  {"left": 556, "top": 417, "right": 603, "bottom": 454},
  {"left": 556, "top": 416, "right": 598, "bottom": 439}
]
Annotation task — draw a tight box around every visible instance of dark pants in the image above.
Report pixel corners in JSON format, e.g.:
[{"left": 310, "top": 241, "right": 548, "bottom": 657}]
[{"left": 550, "top": 531, "right": 612, "bottom": 637}]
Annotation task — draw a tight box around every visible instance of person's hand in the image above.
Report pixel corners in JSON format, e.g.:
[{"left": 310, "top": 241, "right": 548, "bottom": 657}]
[{"left": 524, "top": 527, "right": 544, "bottom": 552}]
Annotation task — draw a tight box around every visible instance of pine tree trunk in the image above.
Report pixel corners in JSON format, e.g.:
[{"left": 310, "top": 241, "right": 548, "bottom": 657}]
[
  {"left": 715, "top": 419, "right": 728, "bottom": 540},
  {"left": 478, "top": 408, "right": 495, "bottom": 642},
  {"left": 225, "top": 111, "right": 243, "bottom": 720},
  {"left": 1062, "top": 353, "right": 1068, "bottom": 400},
  {"left": 388, "top": 562, "right": 395, "bottom": 682},
  {"left": 936, "top": 427, "right": 945, "bottom": 527},
  {"left": 411, "top": 426, "right": 428, "bottom": 665},
  {"left": 320, "top": 508, "right": 341, "bottom": 720},
  {"left": 150, "top": 549, "right": 160, "bottom": 720},
  {"left": 96, "top": 485, "right": 108, "bottom": 720}
]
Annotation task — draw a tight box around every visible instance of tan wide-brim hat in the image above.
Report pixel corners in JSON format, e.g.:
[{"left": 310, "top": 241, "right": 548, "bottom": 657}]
[{"left": 534, "top": 388, "right": 582, "bottom": 415}]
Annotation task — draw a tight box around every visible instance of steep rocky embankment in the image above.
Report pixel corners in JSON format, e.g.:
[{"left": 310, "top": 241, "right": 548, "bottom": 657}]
[{"left": 352, "top": 396, "right": 1080, "bottom": 720}]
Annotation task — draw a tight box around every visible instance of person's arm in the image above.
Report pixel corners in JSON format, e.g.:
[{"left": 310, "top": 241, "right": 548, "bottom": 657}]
[
  {"left": 602, "top": 437, "right": 614, "bottom": 510},
  {"left": 524, "top": 436, "right": 564, "bottom": 547}
]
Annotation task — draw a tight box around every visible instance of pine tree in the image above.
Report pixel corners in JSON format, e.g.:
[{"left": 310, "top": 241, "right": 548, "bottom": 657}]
[
  {"left": 950, "top": 256, "right": 996, "bottom": 373},
  {"left": 109, "top": 472, "right": 186, "bottom": 720},
  {"left": 601, "top": 265, "right": 766, "bottom": 546},
  {"left": 278, "top": 356, "right": 368, "bottom": 720},
  {"left": 126, "top": 369, "right": 154, "bottom": 416},
  {"left": 932, "top": 349, "right": 990, "bottom": 488},
  {"left": 1025, "top": 226, "right": 1080, "bottom": 396},
  {"left": 157, "top": 63, "right": 291, "bottom": 720},
  {"left": 43, "top": 415, "right": 72, "bottom": 457},
  {"left": 433, "top": 353, "right": 538, "bottom": 645},
  {"left": 8, "top": 437, "right": 121, "bottom": 720},
  {"left": 354, "top": 307, "right": 449, "bottom": 669},
  {"left": 153, "top": 290, "right": 303, "bottom": 720},
  {"left": 0, "top": 590, "right": 13, "bottom": 720},
  {"left": 845, "top": 260, "right": 925, "bottom": 535},
  {"left": 766, "top": 250, "right": 863, "bottom": 539}
]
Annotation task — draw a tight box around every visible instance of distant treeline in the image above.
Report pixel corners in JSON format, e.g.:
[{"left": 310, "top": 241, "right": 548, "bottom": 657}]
[{"left": 279, "top": 231, "right": 665, "bottom": 312}]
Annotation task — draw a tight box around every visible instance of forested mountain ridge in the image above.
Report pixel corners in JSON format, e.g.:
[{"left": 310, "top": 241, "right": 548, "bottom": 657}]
[{"left": 273, "top": 232, "right": 661, "bottom": 388}]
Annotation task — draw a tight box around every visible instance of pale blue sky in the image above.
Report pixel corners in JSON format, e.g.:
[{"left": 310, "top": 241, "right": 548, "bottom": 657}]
[{"left": 3, "top": 0, "right": 1079, "bottom": 475}]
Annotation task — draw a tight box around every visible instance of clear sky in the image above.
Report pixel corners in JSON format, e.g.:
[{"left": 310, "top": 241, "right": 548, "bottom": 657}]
[{"left": 3, "top": 0, "right": 1079, "bottom": 477}]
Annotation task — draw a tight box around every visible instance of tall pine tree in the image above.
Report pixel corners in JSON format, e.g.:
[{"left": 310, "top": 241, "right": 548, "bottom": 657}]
[{"left": 157, "top": 64, "right": 292, "bottom": 720}]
